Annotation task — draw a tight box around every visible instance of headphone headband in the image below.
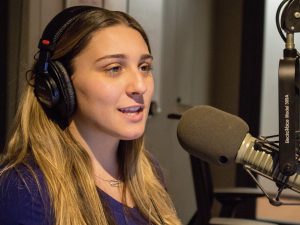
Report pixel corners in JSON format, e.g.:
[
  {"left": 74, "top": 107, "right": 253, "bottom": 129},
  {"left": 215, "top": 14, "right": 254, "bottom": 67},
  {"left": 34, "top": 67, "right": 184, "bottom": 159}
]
[{"left": 38, "top": 6, "right": 98, "bottom": 52}]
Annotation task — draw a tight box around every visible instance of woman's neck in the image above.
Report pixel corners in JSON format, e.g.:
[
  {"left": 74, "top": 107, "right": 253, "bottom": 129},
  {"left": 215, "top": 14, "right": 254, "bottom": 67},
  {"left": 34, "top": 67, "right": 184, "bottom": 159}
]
[{"left": 68, "top": 120, "right": 120, "bottom": 178}]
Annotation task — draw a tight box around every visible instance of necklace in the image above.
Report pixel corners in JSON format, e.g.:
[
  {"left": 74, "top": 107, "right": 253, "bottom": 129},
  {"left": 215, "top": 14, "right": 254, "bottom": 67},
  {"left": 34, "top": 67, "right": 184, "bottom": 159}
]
[
  {"left": 96, "top": 175, "right": 122, "bottom": 187},
  {"left": 101, "top": 178, "right": 121, "bottom": 187}
]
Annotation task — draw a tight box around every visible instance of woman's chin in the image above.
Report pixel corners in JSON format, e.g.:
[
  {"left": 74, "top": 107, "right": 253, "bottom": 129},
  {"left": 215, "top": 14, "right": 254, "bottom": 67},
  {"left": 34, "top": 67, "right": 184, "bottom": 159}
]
[{"left": 120, "top": 130, "right": 145, "bottom": 141}]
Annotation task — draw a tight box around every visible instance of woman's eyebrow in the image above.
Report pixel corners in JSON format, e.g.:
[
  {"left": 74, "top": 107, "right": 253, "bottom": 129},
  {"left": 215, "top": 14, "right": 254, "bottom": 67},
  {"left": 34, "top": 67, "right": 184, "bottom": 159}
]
[
  {"left": 95, "top": 54, "right": 127, "bottom": 62},
  {"left": 140, "top": 54, "right": 153, "bottom": 61},
  {"left": 95, "top": 54, "right": 153, "bottom": 63}
]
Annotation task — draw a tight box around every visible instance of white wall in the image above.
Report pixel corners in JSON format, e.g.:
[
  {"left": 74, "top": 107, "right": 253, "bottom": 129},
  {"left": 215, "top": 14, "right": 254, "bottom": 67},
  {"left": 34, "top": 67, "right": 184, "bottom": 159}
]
[
  {"left": 174, "top": 0, "right": 213, "bottom": 106},
  {"left": 261, "top": 0, "right": 283, "bottom": 136}
]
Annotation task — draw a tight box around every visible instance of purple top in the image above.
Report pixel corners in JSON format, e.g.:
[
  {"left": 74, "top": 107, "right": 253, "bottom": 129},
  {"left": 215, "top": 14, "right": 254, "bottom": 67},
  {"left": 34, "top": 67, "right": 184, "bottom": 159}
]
[
  {"left": 0, "top": 163, "right": 149, "bottom": 225},
  {"left": 98, "top": 189, "right": 149, "bottom": 225}
]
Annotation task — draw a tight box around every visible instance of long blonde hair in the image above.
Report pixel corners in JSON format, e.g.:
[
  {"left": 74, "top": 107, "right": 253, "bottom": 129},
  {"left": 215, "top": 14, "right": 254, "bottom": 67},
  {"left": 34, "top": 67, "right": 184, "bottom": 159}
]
[{"left": 0, "top": 8, "right": 181, "bottom": 225}]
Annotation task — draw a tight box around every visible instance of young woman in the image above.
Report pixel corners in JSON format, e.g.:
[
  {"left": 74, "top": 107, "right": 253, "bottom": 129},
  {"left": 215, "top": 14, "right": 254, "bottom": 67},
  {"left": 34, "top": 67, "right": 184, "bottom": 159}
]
[{"left": 0, "top": 6, "right": 181, "bottom": 225}]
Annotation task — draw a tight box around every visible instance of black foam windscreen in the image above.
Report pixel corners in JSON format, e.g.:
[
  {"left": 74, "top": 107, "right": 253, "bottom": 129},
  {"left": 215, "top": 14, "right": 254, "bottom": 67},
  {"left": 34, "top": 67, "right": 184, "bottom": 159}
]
[{"left": 177, "top": 105, "right": 249, "bottom": 165}]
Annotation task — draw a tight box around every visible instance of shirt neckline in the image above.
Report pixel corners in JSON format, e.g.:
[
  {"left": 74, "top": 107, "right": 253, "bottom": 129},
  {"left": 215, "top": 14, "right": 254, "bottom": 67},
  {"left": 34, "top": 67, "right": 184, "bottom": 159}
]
[{"left": 96, "top": 187, "right": 137, "bottom": 211}]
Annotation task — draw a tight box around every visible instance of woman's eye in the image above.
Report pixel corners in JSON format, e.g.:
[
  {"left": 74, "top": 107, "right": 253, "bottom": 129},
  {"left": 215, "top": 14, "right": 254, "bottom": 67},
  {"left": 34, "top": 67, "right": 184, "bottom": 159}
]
[
  {"left": 139, "top": 64, "right": 153, "bottom": 73},
  {"left": 105, "top": 65, "right": 123, "bottom": 75}
]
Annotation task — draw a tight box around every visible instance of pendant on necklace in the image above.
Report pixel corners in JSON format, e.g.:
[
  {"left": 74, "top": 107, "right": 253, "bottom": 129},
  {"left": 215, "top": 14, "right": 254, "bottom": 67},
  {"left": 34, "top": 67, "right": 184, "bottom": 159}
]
[{"left": 108, "top": 179, "right": 121, "bottom": 187}]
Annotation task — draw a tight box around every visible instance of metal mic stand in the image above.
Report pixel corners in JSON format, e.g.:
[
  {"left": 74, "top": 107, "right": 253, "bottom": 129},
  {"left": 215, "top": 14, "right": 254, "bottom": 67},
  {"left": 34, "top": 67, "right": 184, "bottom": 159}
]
[{"left": 277, "top": 0, "right": 300, "bottom": 176}]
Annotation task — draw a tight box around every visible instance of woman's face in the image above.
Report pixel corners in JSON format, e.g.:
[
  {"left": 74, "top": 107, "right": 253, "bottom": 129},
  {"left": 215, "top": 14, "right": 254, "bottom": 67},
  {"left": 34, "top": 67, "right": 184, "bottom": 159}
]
[{"left": 71, "top": 25, "right": 154, "bottom": 141}]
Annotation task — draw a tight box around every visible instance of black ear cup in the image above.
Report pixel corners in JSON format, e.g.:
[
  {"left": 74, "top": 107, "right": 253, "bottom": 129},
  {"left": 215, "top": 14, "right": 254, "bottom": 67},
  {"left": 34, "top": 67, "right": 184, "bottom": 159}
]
[
  {"left": 34, "top": 72, "right": 60, "bottom": 109},
  {"left": 47, "top": 61, "right": 76, "bottom": 119},
  {"left": 34, "top": 60, "right": 76, "bottom": 120}
]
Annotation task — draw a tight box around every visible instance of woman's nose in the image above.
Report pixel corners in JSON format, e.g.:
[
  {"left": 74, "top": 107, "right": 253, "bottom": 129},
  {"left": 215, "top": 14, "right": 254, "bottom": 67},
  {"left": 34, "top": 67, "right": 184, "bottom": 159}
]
[{"left": 126, "top": 69, "right": 148, "bottom": 96}]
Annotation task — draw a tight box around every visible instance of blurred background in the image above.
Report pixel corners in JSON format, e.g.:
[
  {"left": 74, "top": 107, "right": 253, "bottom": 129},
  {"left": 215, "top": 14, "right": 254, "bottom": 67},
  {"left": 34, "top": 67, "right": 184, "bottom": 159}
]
[{"left": 1, "top": 0, "right": 300, "bottom": 224}]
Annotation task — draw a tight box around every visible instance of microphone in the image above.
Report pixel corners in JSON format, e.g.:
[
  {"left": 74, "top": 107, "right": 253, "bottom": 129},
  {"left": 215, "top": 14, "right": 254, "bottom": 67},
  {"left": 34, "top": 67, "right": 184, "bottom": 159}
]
[{"left": 177, "top": 105, "right": 300, "bottom": 204}]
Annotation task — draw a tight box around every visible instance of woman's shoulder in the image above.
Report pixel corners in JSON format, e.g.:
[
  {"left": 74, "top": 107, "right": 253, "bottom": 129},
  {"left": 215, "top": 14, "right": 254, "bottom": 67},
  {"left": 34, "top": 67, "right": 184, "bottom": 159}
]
[{"left": 0, "top": 161, "right": 53, "bottom": 225}]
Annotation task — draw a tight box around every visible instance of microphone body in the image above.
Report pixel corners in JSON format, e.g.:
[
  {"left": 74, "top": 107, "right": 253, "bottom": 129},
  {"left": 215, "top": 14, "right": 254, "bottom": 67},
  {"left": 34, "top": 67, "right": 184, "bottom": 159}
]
[{"left": 177, "top": 105, "right": 300, "bottom": 193}]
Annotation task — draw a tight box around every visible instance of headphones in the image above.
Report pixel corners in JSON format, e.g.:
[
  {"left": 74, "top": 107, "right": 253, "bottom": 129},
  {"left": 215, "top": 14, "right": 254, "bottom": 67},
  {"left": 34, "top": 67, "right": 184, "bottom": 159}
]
[{"left": 34, "top": 6, "right": 99, "bottom": 121}]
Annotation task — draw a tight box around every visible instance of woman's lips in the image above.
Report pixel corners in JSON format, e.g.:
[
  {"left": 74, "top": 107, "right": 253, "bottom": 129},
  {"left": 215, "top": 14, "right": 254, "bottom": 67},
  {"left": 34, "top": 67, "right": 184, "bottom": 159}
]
[{"left": 118, "top": 105, "right": 145, "bottom": 122}]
